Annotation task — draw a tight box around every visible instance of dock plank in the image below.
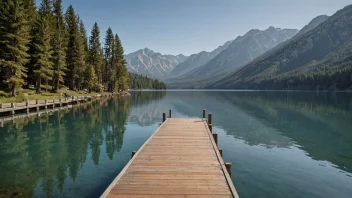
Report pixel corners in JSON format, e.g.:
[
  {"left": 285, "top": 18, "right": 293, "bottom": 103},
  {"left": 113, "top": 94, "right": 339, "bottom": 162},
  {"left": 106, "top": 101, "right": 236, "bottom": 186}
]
[{"left": 102, "top": 118, "right": 239, "bottom": 198}]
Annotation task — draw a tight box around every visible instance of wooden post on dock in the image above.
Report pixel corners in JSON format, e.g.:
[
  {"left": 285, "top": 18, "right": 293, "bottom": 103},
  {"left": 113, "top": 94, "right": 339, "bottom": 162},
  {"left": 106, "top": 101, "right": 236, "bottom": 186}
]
[
  {"left": 26, "top": 101, "right": 29, "bottom": 113},
  {"left": 169, "top": 109, "right": 171, "bottom": 118},
  {"left": 213, "top": 133, "right": 218, "bottom": 146},
  {"left": 59, "top": 98, "right": 62, "bottom": 107},
  {"left": 208, "top": 113, "right": 212, "bottom": 125},
  {"left": 52, "top": 99, "right": 55, "bottom": 108},
  {"left": 225, "top": 162, "right": 232, "bottom": 177},
  {"left": 162, "top": 113, "right": 166, "bottom": 122},
  {"left": 203, "top": 109, "right": 206, "bottom": 119},
  {"left": 218, "top": 148, "right": 223, "bottom": 157},
  {"left": 208, "top": 113, "right": 212, "bottom": 132},
  {"left": 36, "top": 99, "right": 39, "bottom": 111},
  {"left": 131, "top": 151, "right": 136, "bottom": 158},
  {"left": 11, "top": 103, "right": 15, "bottom": 115}
]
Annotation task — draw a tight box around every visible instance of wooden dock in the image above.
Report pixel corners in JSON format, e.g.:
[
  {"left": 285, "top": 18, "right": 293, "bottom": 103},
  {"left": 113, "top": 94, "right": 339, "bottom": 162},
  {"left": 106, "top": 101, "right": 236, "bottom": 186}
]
[
  {"left": 0, "top": 94, "right": 117, "bottom": 117},
  {"left": 102, "top": 110, "right": 239, "bottom": 198}
]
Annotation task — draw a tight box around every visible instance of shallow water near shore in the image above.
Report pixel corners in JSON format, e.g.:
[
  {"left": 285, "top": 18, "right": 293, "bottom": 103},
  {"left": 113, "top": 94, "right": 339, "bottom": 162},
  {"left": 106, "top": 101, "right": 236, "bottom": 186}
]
[{"left": 0, "top": 90, "right": 352, "bottom": 198}]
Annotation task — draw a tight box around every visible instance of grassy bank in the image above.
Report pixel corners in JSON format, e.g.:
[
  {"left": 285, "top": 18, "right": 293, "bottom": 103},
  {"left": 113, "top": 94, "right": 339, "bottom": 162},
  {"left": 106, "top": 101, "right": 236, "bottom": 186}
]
[{"left": 0, "top": 89, "right": 110, "bottom": 103}]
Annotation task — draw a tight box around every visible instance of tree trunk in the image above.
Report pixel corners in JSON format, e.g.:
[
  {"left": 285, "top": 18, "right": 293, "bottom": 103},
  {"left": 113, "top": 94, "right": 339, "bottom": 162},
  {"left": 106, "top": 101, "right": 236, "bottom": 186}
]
[
  {"left": 36, "top": 77, "right": 41, "bottom": 93},
  {"left": 11, "top": 87, "right": 16, "bottom": 97},
  {"left": 45, "top": 79, "right": 48, "bottom": 92}
]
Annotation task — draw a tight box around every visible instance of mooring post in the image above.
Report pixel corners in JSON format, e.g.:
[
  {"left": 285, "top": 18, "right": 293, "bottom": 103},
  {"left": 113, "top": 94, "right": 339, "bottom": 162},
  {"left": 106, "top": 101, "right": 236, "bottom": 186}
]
[
  {"left": 169, "top": 109, "right": 171, "bottom": 118},
  {"left": 203, "top": 109, "right": 206, "bottom": 119},
  {"left": 26, "top": 101, "right": 29, "bottom": 113},
  {"left": 225, "top": 162, "right": 232, "bottom": 177},
  {"left": 36, "top": 99, "right": 39, "bottom": 111},
  {"left": 45, "top": 99, "right": 47, "bottom": 109},
  {"left": 59, "top": 98, "right": 62, "bottom": 107},
  {"left": 209, "top": 124, "right": 212, "bottom": 132},
  {"left": 213, "top": 133, "right": 218, "bottom": 146},
  {"left": 131, "top": 151, "right": 136, "bottom": 158},
  {"left": 208, "top": 113, "right": 212, "bottom": 125},
  {"left": 52, "top": 99, "right": 55, "bottom": 108},
  {"left": 162, "top": 113, "right": 166, "bottom": 122},
  {"left": 11, "top": 102, "right": 15, "bottom": 115},
  {"left": 218, "top": 148, "right": 223, "bottom": 157}
]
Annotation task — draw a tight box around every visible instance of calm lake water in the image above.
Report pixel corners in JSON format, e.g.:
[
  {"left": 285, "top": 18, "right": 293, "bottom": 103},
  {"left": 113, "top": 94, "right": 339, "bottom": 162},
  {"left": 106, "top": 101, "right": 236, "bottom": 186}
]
[{"left": 1, "top": 90, "right": 352, "bottom": 198}]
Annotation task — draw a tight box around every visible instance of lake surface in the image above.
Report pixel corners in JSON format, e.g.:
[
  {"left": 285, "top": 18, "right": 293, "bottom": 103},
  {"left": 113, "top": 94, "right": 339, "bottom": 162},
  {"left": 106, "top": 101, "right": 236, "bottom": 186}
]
[{"left": 1, "top": 90, "right": 352, "bottom": 198}]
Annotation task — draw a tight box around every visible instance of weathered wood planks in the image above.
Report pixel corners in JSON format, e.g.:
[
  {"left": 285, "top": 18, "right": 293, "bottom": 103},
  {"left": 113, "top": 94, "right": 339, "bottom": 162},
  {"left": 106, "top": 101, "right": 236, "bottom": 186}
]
[{"left": 102, "top": 118, "right": 239, "bottom": 198}]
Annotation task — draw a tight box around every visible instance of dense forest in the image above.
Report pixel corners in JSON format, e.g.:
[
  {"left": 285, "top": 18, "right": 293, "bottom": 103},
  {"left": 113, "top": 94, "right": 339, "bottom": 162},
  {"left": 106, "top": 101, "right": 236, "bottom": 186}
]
[
  {"left": 0, "top": 0, "right": 166, "bottom": 98},
  {"left": 129, "top": 73, "right": 167, "bottom": 90}
]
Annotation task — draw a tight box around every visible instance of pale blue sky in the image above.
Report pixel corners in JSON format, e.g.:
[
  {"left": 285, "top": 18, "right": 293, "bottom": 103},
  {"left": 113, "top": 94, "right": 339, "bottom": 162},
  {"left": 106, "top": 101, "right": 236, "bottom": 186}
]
[{"left": 37, "top": 0, "right": 351, "bottom": 55}]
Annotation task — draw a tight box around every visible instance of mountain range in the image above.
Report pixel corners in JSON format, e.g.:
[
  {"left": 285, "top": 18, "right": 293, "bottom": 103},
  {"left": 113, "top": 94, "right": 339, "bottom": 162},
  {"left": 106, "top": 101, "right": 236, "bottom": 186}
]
[
  {"left": 210, "top": 5, "right": 352, "bottom": 90},
  {"left": 169, "top": 40, "right": 232, "bottom": 78},
  {"left": 124, "top": 48, "right": 188, "bottom": 79},
  {"left": 125, "top": 4, "right": 352, "bottom": 90}
]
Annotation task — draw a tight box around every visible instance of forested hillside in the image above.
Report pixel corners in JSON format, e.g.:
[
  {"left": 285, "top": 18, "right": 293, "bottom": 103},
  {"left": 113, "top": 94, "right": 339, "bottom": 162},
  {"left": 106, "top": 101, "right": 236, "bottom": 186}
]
[
  {"left": 129, "top": 73, "right": 166, "bottom": 90},
  {"left": 211, "top": 5, "right": 352, "bottom": 91},
  {"left": 0, "top": 0, "right": 129, "bottom": 97}
]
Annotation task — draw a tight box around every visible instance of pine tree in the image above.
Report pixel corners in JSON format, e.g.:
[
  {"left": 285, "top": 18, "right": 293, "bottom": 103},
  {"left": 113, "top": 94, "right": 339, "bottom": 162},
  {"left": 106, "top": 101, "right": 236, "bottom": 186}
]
[
  {"left": 65, "top": 5, "right": 85, "bottom": 90},
  {"left": 33, "top": 1, "right": 54, "bottom": 93},
  {"left": 0, "top": 0, "right": 31, "bottom": 96},
  {"left": 79, "top": 19, "right": 89, "bottom": 61},
  {"left": 104, "top": 27, "right": 114, "bottom": 92},
  {"left": 25, "top": 0, "right": 38, "bottom": 88},
  {"left": 89, "top": 22, "right": 103, "bottom": 84},
  {"left": 85, "top": 64, "right": 97, "bottom": 92},
  {"left": 114, "top": 34, "right": 129, "bottom": 91},
  {"left": 52, "top": 0, "right": 67, "bottom": 91},
  {"left": 74, "top": 17, "right": 86, "bottom": 91}
]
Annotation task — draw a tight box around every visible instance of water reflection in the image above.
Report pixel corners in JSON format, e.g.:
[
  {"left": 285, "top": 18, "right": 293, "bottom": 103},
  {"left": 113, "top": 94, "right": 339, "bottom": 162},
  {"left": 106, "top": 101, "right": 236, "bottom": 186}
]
[
  {"left": 0, "top": 93, "right": 166, "bottom": 197},
  {"left": 1, "top": 90, "right": 352, "bottom": 198},
  {"left": 162, "top": 91, "right": 352, "bottom": 173}
]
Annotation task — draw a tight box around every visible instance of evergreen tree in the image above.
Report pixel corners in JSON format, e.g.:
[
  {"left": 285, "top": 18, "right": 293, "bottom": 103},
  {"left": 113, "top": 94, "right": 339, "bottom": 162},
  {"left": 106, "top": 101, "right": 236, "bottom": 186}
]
[
  {"left": 114, "top": 34, "right": 129, "bottom": 91},
  {"left": 23, "top": 0, "right": 37, "bottom": 88},
  {"left": 79, "top": 19, "right": 89, "bottom": 61},
  {"left": 84, "top": 64, "right": 97, "bottom": 92},
  {"left": 52, "top": 0, "right": 67, "bottom": 91},
  {"left": 65, "top": 6, "right": 85, "bottom": 90},
  {"left": 89, "top": 22, "right": 103, "bottom": 84},
  {"left": 104, "top": 27, "right": 114, "bottom": 92},
  {"left": 0, "top": 0, "right": 31, "bottom": 96},
  {"left": 33, "top": 1, "right": 54, "bottom": 93}
]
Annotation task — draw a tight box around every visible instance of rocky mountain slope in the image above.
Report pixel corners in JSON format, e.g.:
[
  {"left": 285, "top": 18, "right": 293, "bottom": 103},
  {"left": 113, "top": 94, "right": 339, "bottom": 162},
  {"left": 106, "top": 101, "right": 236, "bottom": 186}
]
[
  {"left": 167, "top": 26, "right": 298, "bottom": 86},
  {"left": 210, "top": 5, "right": 352, "bottom": 90},
  {"left": 169, "top": 40, "right": 232, "bottom": 78},
  {"left": 125, "top": 48, "right": 188, "bottom": 79}
]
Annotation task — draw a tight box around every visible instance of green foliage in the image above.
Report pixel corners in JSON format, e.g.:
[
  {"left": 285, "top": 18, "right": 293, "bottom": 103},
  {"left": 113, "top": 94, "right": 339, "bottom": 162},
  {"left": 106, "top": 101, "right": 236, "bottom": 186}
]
[
  {"left": 0, "top": 91, "right": 10, "bottom": 98},
  {"left": 84, "top": 64, "right": 97, "bottom": 92},
  {"left": 0, "top": 0, "right": 31, "bottom": 96},
  {"left": 129, "top": 73, "right": 167, "bottom": 89},
  {"left": 52, "top": 0, "right": 67, "bottom": 91},
  {"left": 33, "top": 8, "right": 54, "bottom": 93},
  {"left": 0, "top": 0, "right": 135, "bottom": 97},
  {"left": 89, "top": 22, "right": 103, "bottom": 83}
]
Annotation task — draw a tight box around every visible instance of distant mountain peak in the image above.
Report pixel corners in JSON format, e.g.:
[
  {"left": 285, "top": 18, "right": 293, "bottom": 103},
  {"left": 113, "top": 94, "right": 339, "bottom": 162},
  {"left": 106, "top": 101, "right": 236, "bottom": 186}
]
[{"left": 125, "top": 49, "right": 188, "bottom": 79}]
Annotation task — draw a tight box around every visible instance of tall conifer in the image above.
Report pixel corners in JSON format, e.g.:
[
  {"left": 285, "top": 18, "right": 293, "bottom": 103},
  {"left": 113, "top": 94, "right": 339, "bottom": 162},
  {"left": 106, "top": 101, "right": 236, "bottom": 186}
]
[
  {"left": 89, "top": 22, "right": 102, "bottom": 84},
  {"left": 0, "top": 0, "right": 31, "bottom": 96},
  {"left": 52, "top": 0, "right": 67, "bottom": 91}
]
